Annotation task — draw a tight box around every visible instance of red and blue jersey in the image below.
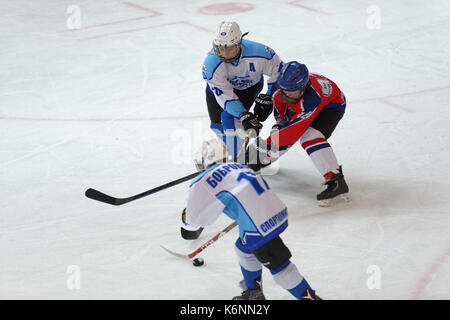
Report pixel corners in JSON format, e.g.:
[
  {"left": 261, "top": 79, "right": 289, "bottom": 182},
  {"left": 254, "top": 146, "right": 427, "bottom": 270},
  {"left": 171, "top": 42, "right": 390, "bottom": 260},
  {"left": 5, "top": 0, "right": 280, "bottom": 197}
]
[{"left": 266, "top": 73, "right": 346, "bottom": 149}]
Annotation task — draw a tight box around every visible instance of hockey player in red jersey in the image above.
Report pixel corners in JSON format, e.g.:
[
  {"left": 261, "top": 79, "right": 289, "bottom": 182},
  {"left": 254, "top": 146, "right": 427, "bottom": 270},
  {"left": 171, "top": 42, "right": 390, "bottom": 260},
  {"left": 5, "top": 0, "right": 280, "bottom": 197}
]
[{"left": 241, "top": 61, "right": 351, "bottom": 206}]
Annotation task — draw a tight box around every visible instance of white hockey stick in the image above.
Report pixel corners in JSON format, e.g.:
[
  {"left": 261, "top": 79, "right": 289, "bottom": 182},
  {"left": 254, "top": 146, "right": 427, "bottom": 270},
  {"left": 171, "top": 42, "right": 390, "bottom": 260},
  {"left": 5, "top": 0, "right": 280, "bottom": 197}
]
[{"left": 161, "top": 221, "right": 238, "bottom": 260}]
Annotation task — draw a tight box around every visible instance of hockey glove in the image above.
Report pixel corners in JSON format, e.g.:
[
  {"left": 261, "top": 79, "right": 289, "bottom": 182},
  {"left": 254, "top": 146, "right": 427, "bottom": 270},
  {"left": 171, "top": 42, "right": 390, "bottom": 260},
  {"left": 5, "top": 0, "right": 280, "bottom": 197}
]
[
  {"left": 181, "top": 208, "right": 188, "bottom": 225},
  {"left": 240, "top": 137, "right": 272, "bottom": 172},
  {"left": 239, "top": 112, "right": 262, "bottom": 136},
  {"left": 180, "top": 208, "right": 204, "bottom": 240},
  {"left": 253, "top": 94, "right": 273, "bottom": 122}
]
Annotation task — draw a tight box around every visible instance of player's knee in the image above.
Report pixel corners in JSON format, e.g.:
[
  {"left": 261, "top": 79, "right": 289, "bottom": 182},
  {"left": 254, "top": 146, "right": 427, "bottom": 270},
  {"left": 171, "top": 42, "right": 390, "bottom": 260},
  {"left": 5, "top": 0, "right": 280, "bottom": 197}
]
[
  {"left": 300, "top": 127, "right": 326, "bottom": 146},
  {"left": 235, "top": 238, "right": 261, "bottom": 272},
  {"left": 251, "top": 236, "right": 292, "bottom": 270}
]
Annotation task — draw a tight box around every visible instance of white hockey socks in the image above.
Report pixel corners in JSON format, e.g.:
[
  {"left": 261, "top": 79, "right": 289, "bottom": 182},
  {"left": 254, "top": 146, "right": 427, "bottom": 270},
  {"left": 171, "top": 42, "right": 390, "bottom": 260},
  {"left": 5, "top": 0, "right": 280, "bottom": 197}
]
[{"left": 300, "top": 127, "right": 340, "bottom": 180}]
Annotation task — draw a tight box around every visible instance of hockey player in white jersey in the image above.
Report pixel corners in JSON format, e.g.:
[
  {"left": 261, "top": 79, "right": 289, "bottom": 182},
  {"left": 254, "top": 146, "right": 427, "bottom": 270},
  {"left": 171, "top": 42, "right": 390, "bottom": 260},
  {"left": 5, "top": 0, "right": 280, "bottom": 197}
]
[
  {"left": 197, "top": 21, "right": 284, "bottom": 170},
  {"left": 183, "top": 153, "right": 321, "bottom": 300}
]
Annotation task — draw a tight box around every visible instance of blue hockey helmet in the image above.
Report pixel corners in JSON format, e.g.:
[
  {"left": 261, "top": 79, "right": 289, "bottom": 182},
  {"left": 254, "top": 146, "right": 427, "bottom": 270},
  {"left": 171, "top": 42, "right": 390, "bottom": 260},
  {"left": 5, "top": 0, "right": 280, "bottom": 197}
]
[{"left": 277, "top": 61, "right": 309, "bottom": 92}]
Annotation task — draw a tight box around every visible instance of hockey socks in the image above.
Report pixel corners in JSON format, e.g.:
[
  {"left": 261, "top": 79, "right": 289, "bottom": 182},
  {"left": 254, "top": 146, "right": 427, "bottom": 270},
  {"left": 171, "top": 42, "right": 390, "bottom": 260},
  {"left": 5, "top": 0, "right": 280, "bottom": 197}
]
[
  {"left": 235, "top": 238, "right": 262, "bottom": 290},
  {"left": 270, "top": 261, "right": 313, "bottom": 300},
  {"left": 300, "top": 127, "right": 340, "bottom": 179}
]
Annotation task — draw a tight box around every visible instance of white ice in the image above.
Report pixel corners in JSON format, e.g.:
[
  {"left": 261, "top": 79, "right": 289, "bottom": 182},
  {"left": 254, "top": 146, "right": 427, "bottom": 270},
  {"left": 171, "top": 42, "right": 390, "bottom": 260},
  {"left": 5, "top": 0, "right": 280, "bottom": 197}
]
[{"left": 1, "top": 0, "right": 449, "bottom": 300}]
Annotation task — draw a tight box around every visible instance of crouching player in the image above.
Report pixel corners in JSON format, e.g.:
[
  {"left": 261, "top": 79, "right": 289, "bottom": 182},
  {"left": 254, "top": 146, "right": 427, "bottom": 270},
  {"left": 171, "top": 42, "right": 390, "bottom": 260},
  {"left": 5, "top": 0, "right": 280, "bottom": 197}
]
[{"left": 182, "top": 156, "right": 321, "bottom": 300}]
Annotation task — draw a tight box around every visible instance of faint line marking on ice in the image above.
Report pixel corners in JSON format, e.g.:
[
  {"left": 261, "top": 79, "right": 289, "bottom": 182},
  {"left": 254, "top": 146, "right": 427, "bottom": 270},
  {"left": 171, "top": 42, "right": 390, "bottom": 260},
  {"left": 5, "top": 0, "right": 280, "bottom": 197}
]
[
  {"left": 79, "top": 21, "right": 214, "bottom": 40},
  {"left": 197, "top": 2, "right": 255, "bottom": 15},
  {"left": 0, "top": 114, "right": 208, "bottom": 123},
  {"left": 288, "top": 0, "right": 332, "bottom": 15},
  {"left": 411, "top": 247, "right": 450, "bottom": 299},
  {"left": 62, "top": 2, "right": 163, "bottom": 32},
  {"left": 352, "top": 84, "right": 450, "bottom": 113},
  {"left": 2, "top": 85, "right": 449, "bottom": 123}
]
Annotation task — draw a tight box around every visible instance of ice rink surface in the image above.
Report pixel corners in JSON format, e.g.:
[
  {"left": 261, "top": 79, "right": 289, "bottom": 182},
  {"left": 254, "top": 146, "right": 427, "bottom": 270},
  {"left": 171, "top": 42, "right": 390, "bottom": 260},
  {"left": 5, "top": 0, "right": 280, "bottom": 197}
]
[{"left": 1, "top": 0, "right": 449, "bottom": 300}]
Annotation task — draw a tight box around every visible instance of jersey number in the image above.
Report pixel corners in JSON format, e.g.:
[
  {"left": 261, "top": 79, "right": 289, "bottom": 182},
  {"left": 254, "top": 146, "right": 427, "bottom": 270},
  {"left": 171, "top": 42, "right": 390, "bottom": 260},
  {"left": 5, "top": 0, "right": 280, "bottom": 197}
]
[
  {"left": 210, "top": 86, "right": 223, "bottom": 96},
  {"left": 237, "top": 172, "right": 269, "bottom": 195}
]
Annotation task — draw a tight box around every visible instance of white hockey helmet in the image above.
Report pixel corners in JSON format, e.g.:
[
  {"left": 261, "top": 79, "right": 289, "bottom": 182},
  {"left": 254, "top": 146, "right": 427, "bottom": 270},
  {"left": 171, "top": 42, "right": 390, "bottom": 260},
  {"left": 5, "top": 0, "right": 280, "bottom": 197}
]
[
  {"left": 213, "top": 21, "right": 243, "bottom": 62},
  {"left": 193, "top": 134, "right": 230, "bottom": 171},
  {"left": 213, "top": 21, "right": 242, "bottom": 47}
]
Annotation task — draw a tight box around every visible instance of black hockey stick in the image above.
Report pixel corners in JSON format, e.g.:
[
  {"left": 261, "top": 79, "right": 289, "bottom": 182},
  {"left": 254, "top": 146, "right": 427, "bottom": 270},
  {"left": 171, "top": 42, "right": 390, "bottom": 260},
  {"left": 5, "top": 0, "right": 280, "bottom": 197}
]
[
  {"left": 85, "top": 171, "right": 201, "bottom": 205},
  {"left": 85, "top": 129, "right": 254, "bottom": 206}
]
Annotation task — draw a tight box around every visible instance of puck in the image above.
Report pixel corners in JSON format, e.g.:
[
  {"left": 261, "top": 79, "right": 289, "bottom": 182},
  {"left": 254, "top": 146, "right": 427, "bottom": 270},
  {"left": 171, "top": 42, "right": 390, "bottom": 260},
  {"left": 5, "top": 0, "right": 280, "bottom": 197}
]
[{"left": 192, "top": 258, "right": 204, "bottom": 267}]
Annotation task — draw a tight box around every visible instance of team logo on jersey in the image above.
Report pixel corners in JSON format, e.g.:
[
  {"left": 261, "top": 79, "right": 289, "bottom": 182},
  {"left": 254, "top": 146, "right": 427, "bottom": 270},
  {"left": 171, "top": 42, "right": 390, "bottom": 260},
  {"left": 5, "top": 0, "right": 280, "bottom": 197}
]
[
  {"left": 230, "top": 75, "right": 252, "bottom": 89},
  {"left": 221, "top": 32, "right": 227, "bottom": 36}
]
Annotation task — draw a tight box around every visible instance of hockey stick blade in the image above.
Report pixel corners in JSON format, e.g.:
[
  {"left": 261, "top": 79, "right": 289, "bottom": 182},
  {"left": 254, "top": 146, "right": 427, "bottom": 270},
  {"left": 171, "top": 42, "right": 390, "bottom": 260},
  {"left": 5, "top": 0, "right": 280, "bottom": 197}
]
[
  {"left": 160, "top": 245, "right": 191, "bottom": 260},
  {"left": 161, "top": 221, "right": 237, "bottom": 261},
  {"left": 84, "top": 188, "right": 127, "bottom": 205}
]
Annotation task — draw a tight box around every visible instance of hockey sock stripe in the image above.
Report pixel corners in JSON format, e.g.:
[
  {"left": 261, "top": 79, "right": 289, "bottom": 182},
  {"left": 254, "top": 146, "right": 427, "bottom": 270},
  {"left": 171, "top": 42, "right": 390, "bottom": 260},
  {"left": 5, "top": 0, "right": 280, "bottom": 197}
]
[
  {"left": 304, "top": 142, "right": 331, "bottom": 156},
  {"left": 240, "top": 267, "right": 262, "bottom": 290},
  {"left": 301, "top": 137, "right": 327, "bottom": 149},
  {"left": 324, "top": 171, "right": 335, "bottom": 180},
  {"left": 288, "top": 278, "right": 312, "bottom": 300}
]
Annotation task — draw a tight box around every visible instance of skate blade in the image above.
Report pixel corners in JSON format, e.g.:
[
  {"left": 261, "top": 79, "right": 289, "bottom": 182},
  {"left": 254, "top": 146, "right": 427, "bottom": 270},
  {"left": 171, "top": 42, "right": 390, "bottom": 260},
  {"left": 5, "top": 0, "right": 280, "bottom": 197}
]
[{"left": 318, "top": 193, "right": 351, "bottom": 207}]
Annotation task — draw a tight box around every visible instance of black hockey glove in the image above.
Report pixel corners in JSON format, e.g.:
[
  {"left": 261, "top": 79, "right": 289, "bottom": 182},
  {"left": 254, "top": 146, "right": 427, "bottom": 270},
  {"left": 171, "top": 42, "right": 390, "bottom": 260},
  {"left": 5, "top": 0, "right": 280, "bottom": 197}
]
[
  {"left": 253, "top": 94, "right": 273, "bottom": 122},
  {"left": 241, "top": 138, "right": 272, "bottom": 172},
  {"left": 180, "top": 208, "right": 204, "bottom": 240},
  {"left": 239, "top": 112, "right": 262, "bottom": 136}
]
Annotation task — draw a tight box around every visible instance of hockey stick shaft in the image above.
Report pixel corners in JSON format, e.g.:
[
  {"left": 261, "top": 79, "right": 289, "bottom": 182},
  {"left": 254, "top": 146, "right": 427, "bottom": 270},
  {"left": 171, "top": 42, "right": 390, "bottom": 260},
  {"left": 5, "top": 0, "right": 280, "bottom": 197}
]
[
  {"left": 85, "top": 171, "right": 201, "bottom": 205},
  {"left": 86, "top": 130, "right": 253, "bottom": 206},
  {"left": 160, "top": 222, "right": 238, "bottom": 260},
  {"left": 187, "top": 221, "right": 238, "bottom": 259},
  {"left": 187, "top": 221, "right": 238, "bottom": 258}
]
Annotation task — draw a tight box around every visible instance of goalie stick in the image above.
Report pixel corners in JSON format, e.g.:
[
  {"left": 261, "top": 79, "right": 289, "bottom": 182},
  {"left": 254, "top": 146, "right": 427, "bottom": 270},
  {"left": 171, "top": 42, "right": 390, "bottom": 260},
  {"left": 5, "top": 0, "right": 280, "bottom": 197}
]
[{"left": 161, "top": 221, "right": 238, "bottom": 260}]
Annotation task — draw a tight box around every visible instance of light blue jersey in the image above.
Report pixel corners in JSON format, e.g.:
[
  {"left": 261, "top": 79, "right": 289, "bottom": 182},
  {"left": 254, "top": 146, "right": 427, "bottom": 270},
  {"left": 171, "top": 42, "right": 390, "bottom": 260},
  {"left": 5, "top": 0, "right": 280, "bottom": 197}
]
[
  {"left": 202, "top": 39, "right": 283, "bottom": 118},
  {"left": 185, "top": 163, "right": 288, "bottom": 250}
]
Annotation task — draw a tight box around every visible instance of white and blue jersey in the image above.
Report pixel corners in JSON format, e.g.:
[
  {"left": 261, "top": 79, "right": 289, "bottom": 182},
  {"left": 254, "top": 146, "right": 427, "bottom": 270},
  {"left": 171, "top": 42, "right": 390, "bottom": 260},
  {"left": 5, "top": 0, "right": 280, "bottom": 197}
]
[
  {"left": 185, "top": 163, "right": 288, "bottom": 250},
  {"left": 202, "top": 39, "right": 284, "bottom": 118}
]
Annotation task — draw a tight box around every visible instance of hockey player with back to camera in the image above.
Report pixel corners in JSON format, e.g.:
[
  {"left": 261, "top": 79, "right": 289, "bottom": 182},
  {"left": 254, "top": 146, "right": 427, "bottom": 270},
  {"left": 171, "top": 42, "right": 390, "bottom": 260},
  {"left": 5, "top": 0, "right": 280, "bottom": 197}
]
[
  {"left": 183, "top": 145, "right": 321, "bottom": 300},
  {"left": 194, "top": 21, "right": 284, "bottom": 171},
  {"left": 239, "top": 61, "right": 351, "bottom": 207}
]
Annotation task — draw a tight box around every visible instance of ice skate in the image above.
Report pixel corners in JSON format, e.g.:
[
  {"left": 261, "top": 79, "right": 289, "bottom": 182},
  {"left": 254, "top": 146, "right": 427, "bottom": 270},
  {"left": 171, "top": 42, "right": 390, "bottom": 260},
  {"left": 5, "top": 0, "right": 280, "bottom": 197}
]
[
  {"left": 301, "top": 288, "right": 322, "bottom": 300},
  {"left": 232, "top": 278, "right": 266, "bottom": 300},
  {"left": 317, "top": 166, "right": 351, "bottom": 207}
]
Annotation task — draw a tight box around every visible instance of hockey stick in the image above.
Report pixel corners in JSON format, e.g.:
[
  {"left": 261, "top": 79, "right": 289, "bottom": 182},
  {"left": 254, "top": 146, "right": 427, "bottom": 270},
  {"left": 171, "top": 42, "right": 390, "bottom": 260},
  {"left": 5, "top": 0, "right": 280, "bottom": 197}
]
[
  {"left": 161, "top": 221, "right": 238, "bottom": 260},
  {"left": 85, "top": 129, "right": 254, "bottom": 206},
  {"left": 85, "top": 171, "right": 201, "bottom": 205}
]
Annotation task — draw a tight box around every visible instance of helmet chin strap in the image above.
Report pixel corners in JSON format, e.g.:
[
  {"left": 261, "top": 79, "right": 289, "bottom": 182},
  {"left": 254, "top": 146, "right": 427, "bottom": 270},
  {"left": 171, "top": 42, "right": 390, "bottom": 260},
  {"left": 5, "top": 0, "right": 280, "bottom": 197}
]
[
  {"left": 219, "top": 45, "right": 241, "bottom": 63},
  {"left": 279, "top": 90, "right": 302, "bottom": 103},
  {"left": 279, "top": 80, "right": 311, "bottom": 103}
]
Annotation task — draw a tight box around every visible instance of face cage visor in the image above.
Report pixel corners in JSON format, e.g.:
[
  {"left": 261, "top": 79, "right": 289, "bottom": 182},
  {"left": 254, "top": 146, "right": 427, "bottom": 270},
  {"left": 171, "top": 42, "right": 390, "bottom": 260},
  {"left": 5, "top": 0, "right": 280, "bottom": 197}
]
[
  {"left": 213, "top": 43, "right": 241, "bottom": 63},
  {"left": 279, "top": 80, "right": 311, "bottom": 103}
]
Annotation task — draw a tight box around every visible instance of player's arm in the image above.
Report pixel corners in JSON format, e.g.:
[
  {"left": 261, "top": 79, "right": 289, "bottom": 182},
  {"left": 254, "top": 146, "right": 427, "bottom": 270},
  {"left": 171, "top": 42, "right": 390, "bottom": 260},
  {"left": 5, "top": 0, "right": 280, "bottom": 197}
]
[
  {"left": 184, "top": 179, "right": 224, "bottom": 228},
  {"left": 260, "top": 47, "right": 283, "bottom": 96},
  {"left": 267, "top": 91, "right": 323, "bottom": 148},
  {"left": 252, "top": 46, "right": 283, "bottom": 122},
  {"left": 203, "top": 61, "right": 247, "bottom": 118}
]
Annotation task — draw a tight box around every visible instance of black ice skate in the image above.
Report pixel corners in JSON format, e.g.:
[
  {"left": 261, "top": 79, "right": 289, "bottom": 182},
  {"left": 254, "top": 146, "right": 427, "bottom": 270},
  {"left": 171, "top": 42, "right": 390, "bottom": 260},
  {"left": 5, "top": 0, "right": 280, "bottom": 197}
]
[
  {"left": 232, "top": 278, "right": 266, "bottom": 300},
  {"left": 301, "top": 288, "right": 322, "bottom": 300},
  {"left": 317, "top": 166, "right": 351, "bottom": 207}
]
